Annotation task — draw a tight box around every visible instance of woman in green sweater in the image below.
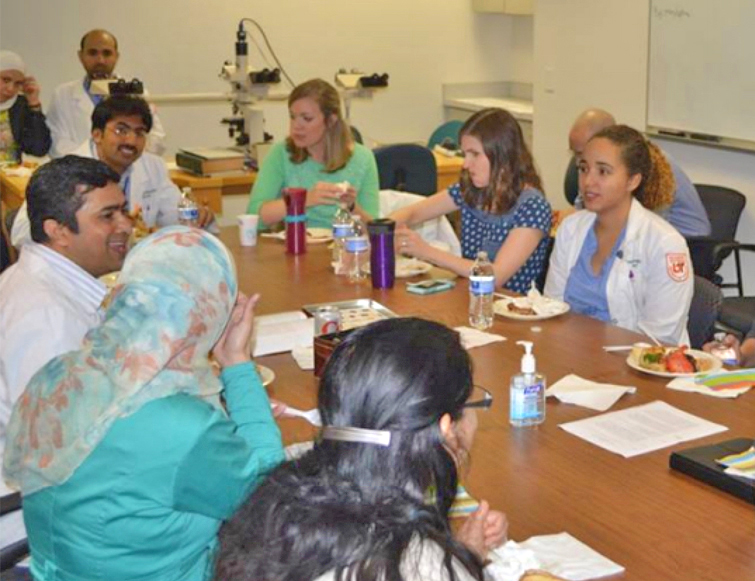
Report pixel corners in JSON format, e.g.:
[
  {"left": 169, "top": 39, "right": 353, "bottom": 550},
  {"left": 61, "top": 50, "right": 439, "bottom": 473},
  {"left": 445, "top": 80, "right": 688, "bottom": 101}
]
[
  {"left": 248, "top": 78, "right": 379, "bottom": 229},
  {"left": 3, "top": 226, "right": 284, "bottom": 581}
]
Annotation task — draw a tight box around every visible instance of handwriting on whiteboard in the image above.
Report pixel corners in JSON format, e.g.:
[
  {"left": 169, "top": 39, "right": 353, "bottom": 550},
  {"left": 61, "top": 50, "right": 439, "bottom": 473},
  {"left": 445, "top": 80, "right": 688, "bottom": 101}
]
[{"left": 653, "top": 6, "right": 691, "bottom": 19}]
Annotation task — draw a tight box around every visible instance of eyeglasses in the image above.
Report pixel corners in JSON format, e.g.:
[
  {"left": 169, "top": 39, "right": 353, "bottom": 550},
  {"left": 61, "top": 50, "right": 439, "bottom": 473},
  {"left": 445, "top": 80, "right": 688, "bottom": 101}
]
[
  {"left": 108, "top": 123, "right": 148, "bottom": 139},
  {"left": 463, "top": 385, "right": 493, "bottom": 410}
]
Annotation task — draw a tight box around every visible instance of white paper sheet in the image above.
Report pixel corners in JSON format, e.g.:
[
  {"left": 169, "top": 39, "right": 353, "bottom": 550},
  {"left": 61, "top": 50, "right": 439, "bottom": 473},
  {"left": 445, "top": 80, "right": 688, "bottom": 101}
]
[
  {"left": 559, "top": 401, "right": 727, "bottom": 458},
  {"left": 454, "top": 326, "right": 506, "bottom": 350},
  {"left": 252, "top": 311, "right": 314, "bottom": 357},
  {"left": 547, "top": 374, "right": 636, "bottom": 411}
]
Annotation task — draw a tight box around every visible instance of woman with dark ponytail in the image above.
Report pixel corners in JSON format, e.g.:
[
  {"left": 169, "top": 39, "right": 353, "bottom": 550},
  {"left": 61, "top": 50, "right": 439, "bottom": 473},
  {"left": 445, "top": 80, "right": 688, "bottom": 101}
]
[
  {"left": 215, "top": 318, "right": 507, "bottom": 581},
  {"left": 545, "top": 125, "right": 693, "bottom": 345}
]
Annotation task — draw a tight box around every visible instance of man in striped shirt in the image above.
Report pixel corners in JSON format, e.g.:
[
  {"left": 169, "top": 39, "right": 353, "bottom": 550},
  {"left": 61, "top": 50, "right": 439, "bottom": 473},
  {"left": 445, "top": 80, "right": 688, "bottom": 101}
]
[{"left": 0, "top": 156, "right": 132, "bottom": 555}]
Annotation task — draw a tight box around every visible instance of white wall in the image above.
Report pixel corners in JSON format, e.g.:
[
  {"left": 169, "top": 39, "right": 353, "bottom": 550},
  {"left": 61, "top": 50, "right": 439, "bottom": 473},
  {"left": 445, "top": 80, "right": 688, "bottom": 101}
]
[
  {"left": 533, "top": 0, "right": 755, "bottom": 293},
  {"left": 0, "top": 0, "right": 527, "bottom": 153}
]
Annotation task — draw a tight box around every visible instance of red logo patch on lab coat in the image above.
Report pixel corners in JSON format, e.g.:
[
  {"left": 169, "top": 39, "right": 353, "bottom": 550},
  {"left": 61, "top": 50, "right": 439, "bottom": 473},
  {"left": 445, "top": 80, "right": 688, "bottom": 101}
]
[{"left": 666, "top": 253, "right": 689, "bottom": 282}]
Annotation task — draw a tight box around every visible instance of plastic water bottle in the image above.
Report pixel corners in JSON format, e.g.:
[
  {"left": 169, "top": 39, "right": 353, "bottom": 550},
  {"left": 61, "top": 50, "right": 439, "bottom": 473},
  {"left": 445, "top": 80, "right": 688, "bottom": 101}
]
[
  {"left": 332, "top": 202, "right": 354, "bottom": 274},
  {"left": 177, "top": 187, "right": 199, "bottom": 227},
  {"left": 469, "top": 250, "right": 495, "bottom": 329},
  {"left": 510, "top": 341, "right": 546, "bottom": 427},
  {"left": 344, "top": 216, "right": 370, "bottom": 283}
]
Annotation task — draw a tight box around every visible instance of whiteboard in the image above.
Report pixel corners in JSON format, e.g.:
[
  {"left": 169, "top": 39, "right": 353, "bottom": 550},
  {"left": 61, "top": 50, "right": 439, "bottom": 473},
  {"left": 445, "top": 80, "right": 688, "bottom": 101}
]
[{"left": 647, "top": 0, "right": 755, "bottom": 147}]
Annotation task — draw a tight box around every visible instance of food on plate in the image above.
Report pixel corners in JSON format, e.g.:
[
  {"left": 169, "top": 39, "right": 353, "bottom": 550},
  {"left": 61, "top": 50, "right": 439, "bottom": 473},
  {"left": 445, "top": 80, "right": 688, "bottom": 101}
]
[
  {"left": 129, "top": 206, "right": 155, "bottom": 242},
  {"left": 632, "top": 345, "right": 713, "bottom": 374},
  {"left": 507, "top": 302, "right": 536, "bottom": 316}
]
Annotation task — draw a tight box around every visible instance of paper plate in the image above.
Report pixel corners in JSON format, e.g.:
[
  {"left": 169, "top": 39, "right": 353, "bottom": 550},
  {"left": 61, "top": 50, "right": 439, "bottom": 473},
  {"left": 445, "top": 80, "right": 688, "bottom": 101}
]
[
  {"left": 395, "top": 257, "right": 433, "bottom": 278},
  {"left": 493, "top": 296, "right": 570, "bottom": 321},
  {"left": 257, "top": 364, "right": 276, "bottom": 386},
  {"left": 99, "top": 271, "right": 120, "bottom": 290},
  {"left": 263, "top": 228, "right": 333, "bottom": 244},
  {"left": 626, "top": 348, "right": 722, "bottom": 378}
]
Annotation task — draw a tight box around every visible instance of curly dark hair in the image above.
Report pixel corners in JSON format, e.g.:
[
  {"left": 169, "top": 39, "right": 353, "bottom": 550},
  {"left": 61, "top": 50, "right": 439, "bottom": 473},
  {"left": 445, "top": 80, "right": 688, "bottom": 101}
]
[
  {"left": 591, "top": 125, "right": 675, "bottom": 210},
  {"left": 460, "top": 108, "right": 542, "bottom": 215},
  {"left": 215, "top": 318, "right": 484, "bottom": 581}
]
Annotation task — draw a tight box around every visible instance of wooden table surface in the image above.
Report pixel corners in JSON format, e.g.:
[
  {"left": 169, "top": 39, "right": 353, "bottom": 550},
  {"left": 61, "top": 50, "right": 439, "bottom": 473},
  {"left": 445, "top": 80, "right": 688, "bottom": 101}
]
[{"left": 221, "top": 229, "right": 755, "bottom": 581}]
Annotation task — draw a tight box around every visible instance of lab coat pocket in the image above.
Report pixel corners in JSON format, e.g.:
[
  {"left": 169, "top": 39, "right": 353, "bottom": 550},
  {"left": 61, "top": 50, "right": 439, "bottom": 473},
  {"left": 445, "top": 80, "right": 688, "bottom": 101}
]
[{"left": 140, "top": 189, "right": 158, "bottom": 227}]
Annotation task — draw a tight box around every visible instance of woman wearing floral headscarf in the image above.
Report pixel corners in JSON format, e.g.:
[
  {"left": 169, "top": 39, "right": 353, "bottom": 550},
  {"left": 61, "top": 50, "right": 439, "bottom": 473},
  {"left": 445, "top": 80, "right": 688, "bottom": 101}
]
[{"left": 3, "top": 226, "right": 284, "bottom": 581}]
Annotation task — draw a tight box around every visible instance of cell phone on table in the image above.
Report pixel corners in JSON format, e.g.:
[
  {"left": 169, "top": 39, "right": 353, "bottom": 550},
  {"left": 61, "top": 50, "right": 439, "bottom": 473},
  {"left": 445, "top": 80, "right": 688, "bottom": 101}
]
[{"left": 406, "top": 279, "right": 455, "bottom": 295}]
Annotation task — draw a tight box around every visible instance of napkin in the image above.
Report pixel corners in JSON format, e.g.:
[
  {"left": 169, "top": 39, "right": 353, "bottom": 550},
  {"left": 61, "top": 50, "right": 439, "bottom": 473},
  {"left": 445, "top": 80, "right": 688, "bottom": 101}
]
[
  {"left": 666, "top": 368, "right": 755, "bottom": 398},
  {"left": 486, "top": 541, "right": 542, "bottom": 581},
  {"left": 516, "top": 532, "right": 624, "bottom": 580},
  {"left": 546, "top": 374, "right": 636, "bottom": 411},
  {"left": 292, "top": 344, "right": 315, "bottom": 370},
  {"left": 454, "top": 327, "right": 506, "bottom": 350}
]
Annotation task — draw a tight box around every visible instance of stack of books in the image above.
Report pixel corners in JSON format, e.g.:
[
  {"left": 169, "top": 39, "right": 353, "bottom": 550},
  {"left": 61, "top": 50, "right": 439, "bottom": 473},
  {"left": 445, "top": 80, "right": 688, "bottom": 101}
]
[{"left": 175, "top": 148, "right": 246, "bottom": 176}]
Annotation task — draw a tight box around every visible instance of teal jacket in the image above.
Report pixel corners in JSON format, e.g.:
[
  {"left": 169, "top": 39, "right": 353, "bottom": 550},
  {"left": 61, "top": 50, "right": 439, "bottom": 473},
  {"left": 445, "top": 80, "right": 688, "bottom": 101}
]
[
  {"left": 247, "top": 142, "right": 380, "bottom": 229},
  {"left": 23, "top": 363, "right": 284, "bottom": 581}
]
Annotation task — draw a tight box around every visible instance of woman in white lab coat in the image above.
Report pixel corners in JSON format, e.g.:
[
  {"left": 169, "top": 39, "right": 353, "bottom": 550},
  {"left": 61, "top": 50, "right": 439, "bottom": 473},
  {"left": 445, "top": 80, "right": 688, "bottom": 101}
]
[{"left": 545, "top": 125, "right": 693, "bottom": 345}]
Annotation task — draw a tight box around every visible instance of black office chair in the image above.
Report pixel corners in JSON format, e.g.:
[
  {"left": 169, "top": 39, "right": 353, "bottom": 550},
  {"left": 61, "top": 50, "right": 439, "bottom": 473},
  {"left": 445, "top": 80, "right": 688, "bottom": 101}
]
[
  {"left": 712, "top": 242, "right": 755, "bottom": 337},
  {"left": 373, "top": 144, "right": 437, "bottom": 196},
  {"left": 0, "top": 492, "right": 28, "bottom": 574},
  {"left": 687, "top": 276, "right": 723, "bottom": 349},
  {"left": 686, "top": 185, "right": 746, "bottom": 286},
  {"left": 563, "top": 157, "right": 579, "bottom": 206},
  {"left": 350, "top": 125, "right": 363, "bottom": 145},
  {"left": 535, "top": 236, "right": 555, "bottom": 293}
]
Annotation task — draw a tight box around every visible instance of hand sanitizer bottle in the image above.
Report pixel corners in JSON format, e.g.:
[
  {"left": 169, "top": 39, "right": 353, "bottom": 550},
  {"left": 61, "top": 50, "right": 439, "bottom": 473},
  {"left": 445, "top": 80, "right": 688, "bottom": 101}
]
[{"left": 510, "top": 340, "right": 546, "bottom": 427}]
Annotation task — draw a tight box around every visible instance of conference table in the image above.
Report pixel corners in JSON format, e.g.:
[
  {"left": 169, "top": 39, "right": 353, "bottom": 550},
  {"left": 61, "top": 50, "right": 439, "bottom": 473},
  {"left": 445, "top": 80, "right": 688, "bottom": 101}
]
[{"left": 221, "top": 228, "right": 755, "bottom": 581}]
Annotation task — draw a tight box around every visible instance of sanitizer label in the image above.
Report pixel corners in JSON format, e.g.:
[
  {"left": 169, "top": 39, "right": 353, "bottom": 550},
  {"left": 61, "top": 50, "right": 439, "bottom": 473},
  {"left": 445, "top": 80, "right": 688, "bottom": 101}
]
[
  {"left": 511, "top": 382, "right": 544, "bottom": 420},
  {"left": 470, "top": 276, "right": 494, "bottom": 295}
]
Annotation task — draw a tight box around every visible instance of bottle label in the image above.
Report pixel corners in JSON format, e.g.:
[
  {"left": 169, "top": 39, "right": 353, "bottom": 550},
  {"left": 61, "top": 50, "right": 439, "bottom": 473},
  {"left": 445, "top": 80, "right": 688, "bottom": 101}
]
[
  {"left": 469, "top": 276, "right": 494, "bottom": 295},
  {"left": 345, "top": 237, "right": 369, "bottom": 252},
  {"left": 333, "top": 224, "right": 353, "bottom": 238},
  {"left": 511, "top": 382, "right": 544, "bottom": 420},
  {"left": 178, "top": 207, "right": 199, "bottom": 221}
]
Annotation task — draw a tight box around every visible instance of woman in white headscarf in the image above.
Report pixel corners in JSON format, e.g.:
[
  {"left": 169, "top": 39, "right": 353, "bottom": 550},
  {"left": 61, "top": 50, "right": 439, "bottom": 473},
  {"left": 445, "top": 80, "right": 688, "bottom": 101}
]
[
  {"left": 3, "top": 226, "right": 284, "bottom": 581},
  {"left": 0, "top": 50, "right": 51, "bottom": 163}
]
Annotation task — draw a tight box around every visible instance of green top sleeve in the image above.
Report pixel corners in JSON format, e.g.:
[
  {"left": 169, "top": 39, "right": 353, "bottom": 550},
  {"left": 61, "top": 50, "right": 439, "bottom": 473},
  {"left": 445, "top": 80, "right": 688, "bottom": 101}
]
[
  {"left": 352, "top": 144, "right": 380, "bottom": 219},
  {"left": 172, "top": 362, "right": 284, "bottom": 519},
  {"left": 247, "top": 142, "right": 287, "bottom": 217}
]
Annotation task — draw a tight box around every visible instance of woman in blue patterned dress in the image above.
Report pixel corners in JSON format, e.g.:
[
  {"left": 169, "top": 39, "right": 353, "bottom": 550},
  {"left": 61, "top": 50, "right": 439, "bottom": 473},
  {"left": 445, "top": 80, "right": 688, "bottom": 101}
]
[{"left": 389, "top": 108, "right": 551, "bottom": 293}]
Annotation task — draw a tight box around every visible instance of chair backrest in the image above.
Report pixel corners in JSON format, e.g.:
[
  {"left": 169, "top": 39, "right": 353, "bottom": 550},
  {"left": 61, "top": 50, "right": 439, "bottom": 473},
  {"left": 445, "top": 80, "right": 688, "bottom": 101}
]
[
  {"left": 694, "top": 184, "right": 746, "bottom": 241},
  {"left": 688, "top": 275, "right": 723, "bottom": 349},
  {"left": 427, "top": 120, "right": 464, "bottom": 149},
  {"left": 563, "top": 156, "right": 579, "bottom": 206},
  {"left": 374, "top": 144, "right": 438, "bottom": 196}
]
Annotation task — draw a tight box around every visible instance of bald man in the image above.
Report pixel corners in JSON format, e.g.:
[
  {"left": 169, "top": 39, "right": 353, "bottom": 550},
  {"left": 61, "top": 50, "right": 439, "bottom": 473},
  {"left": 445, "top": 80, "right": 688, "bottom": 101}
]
[
  {"left": 564, "top": 108, "right": 710, "bottom": 238},
  {"left": 47, "top": 29, "right": 166, "bottom": 157}
]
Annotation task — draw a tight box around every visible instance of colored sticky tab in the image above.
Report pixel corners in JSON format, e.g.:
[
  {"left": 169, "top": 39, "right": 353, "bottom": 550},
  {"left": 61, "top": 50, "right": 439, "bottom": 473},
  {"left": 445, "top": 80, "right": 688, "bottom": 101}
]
[
  {"left": 696, "top": 368, "right": 755, "bottom": 392},
  {"left": 717, "top": 445, "right": 755, "bottom": 480}
]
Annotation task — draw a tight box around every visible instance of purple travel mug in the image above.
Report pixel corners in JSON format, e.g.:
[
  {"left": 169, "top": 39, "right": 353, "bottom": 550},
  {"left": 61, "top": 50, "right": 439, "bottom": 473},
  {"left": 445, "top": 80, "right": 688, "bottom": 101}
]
[
  {"left": 368, "top": 219, "right": 396, "bottom": 289},
  {"left": 282, "top": 187, "right": 307, "bottom": 255}
]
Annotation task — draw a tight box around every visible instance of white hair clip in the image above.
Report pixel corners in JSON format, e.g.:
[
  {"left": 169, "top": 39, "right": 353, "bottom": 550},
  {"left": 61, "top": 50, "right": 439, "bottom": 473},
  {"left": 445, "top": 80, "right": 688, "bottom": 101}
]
[{"left": 321, "top": 426, "right": 391, "bottom": 447}]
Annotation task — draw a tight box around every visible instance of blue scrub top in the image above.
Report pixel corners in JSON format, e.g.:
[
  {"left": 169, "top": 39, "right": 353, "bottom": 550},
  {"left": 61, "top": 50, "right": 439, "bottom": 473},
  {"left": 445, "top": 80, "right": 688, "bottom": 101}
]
[{"left": 564, "top": 226, "right": 627, "bottom": 322}]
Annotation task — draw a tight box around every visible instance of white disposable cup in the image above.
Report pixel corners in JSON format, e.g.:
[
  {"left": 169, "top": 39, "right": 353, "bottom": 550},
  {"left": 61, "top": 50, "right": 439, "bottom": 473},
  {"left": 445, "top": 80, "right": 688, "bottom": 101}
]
[{"left": 237, "top": 214, "right": 259, "bottom": 246}]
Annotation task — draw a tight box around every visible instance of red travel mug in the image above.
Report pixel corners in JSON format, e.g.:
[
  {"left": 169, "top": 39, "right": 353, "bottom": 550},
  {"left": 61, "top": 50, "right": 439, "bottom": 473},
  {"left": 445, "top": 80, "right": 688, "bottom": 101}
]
[{"left": 282, "top": 187, "right": 307, "bottom": 255}]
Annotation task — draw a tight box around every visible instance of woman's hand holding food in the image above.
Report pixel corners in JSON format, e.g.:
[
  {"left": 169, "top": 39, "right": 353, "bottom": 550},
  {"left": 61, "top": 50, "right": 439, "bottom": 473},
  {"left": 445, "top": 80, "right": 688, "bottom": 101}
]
[
  {"left": 306, "top": 182, "right": 346, "bottom": 208},
  {"left": 213, "top": 293, "right": 259, "bottom": 368},
  {"left": 23, "top": 75, "right": 41, "bottom": 107},
  {"left": 456, "top": 500, "right": 508, "bottom": 559}
]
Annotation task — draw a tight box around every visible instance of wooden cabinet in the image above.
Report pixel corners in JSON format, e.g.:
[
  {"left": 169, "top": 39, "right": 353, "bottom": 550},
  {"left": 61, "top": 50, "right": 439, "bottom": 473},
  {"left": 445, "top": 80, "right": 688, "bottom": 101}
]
[{"left": 472, "top": 0, "right": 533, "bottom": 14}]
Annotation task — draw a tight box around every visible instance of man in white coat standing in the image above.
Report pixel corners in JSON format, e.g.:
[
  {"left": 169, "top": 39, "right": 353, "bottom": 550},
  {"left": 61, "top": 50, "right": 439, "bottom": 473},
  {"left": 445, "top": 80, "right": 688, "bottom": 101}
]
[
  {"left": 12, "top": 96, "right": 214, "bottom": 246},
  {"left": 46, "top": 29, "right": 166, "bottom": 157}
]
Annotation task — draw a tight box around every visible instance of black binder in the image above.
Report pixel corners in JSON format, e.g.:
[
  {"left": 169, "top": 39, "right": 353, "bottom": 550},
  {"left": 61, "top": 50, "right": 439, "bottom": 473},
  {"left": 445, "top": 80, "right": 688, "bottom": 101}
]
[{"left": 669, "top": 438, "right": 755, "bottom": 505}]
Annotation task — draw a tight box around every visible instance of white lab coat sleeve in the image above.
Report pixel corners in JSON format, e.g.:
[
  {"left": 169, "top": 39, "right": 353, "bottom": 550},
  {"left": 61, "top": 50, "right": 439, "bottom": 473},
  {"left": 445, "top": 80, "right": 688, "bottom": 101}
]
[
  {"left": 10, "top": 201, "right": 30, "bottom": 248},
  {"left": 145, "top": 98, "right": 167, "bottom": 157},
  {"left": 637, "top": 233, "right": 694, "bottom": 345},
  {"left": 46, "top": 85, "right": 82, "bottom": 158},
  {"left": 153, "top": 160, "right": 180, "bottom": 227},
  {"left": 544, "top": 223, "right": 571, "bottom": 300}
]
